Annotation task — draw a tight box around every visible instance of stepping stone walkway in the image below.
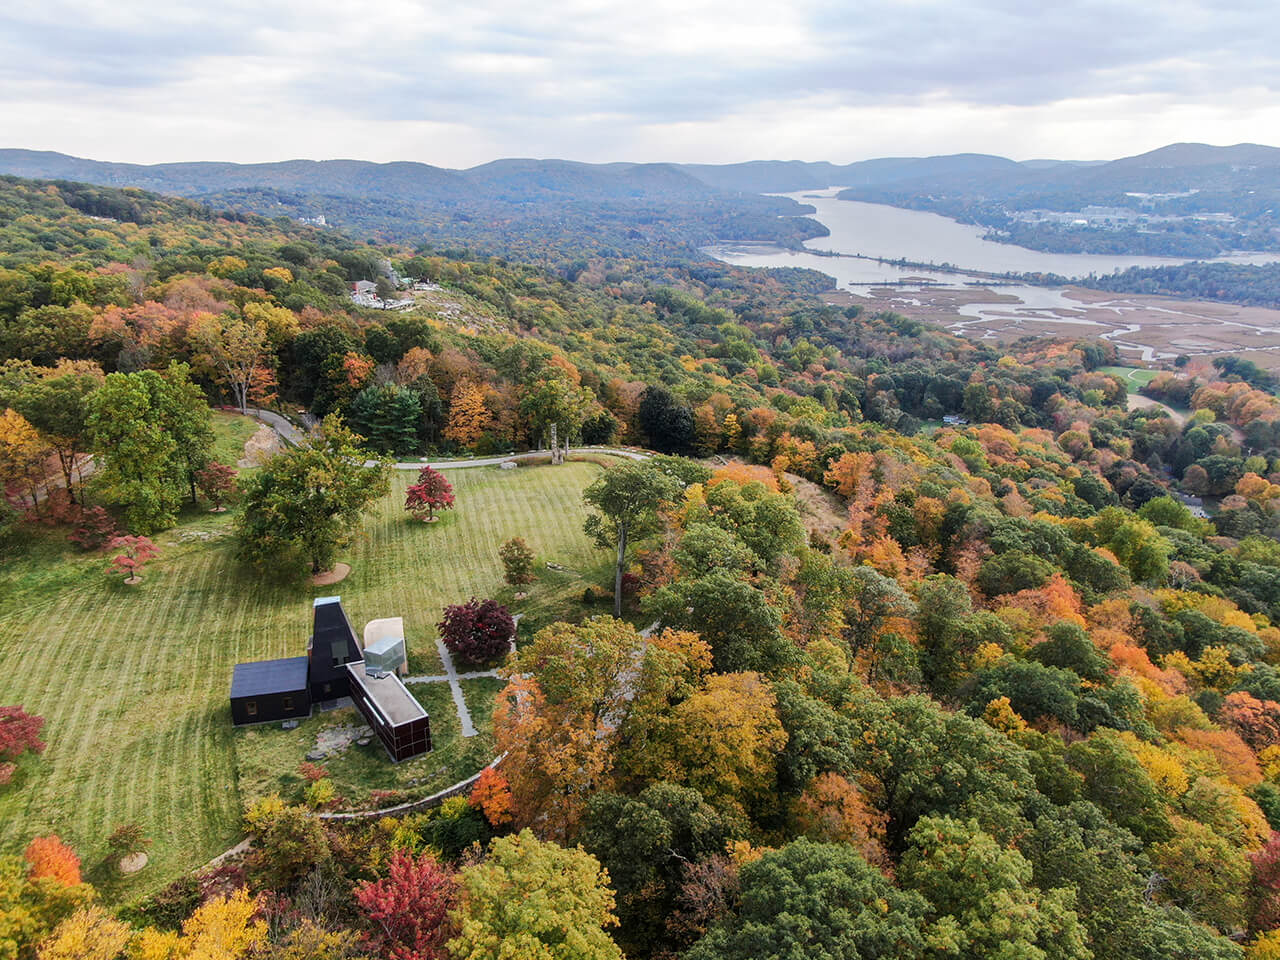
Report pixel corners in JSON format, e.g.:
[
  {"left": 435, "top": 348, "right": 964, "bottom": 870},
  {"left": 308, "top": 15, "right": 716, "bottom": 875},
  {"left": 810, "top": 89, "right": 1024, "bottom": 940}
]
[{"left": 404, "top": 616, "right": 521, "bottom": 738}]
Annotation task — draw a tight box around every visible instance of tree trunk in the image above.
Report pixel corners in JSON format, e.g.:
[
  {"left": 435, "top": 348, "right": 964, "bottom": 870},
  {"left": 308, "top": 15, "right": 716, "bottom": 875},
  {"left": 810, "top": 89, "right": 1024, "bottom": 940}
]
[
  {"left": 57, "top": 449, "right": 76, "bottom": 504},
  {"left": 614, "top": 525, "right": 627, "bottom": 617}
]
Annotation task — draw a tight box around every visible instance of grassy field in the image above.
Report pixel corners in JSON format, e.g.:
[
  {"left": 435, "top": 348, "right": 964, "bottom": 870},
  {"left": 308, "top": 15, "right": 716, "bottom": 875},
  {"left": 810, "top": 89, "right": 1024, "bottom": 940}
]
[
  {"left": 0, "top": 459, "right": 611, "bottom": 901},
  {"left": 209, "top": 411, "right": 262, "bottom": 466},
  {"left": 1100, "top": 365, "right": 1160, "bottom": 394}
]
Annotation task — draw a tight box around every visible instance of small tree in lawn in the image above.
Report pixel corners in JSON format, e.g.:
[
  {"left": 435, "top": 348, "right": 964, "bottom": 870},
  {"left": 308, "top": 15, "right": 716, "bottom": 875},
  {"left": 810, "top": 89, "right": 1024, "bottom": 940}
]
[
  {"left": 499, "top": 537, "right": 535, "bottom": 595},
  {"left": 196, "top": 461, "right": 238, "bottom": 512},
  {"left": 108, "top": 535, "right": 159, "bottom": 585},
  {"left": 584, "top": 462, "right": 681, "bottom": 617},
  {"left": 0, "top": 705, "right": 45, "bottom": 786},
  {"left": 236, "top": 416, "right": 391, "bottom": 577},
  {"left": 438, "top": 598, "right": 515, "bottom": 666},
  {"left": 406, "top": 466, "right": 454, "bottom": 523},
  {"left": 106, "top": 823, "right": 150, "bottom": 870}
]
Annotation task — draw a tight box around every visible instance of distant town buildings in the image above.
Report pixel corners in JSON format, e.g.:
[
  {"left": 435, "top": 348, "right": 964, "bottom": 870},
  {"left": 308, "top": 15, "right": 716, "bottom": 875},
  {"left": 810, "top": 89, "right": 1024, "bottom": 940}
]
[{"left": 348, "top": 277, "right": 442, "bottom": 309}]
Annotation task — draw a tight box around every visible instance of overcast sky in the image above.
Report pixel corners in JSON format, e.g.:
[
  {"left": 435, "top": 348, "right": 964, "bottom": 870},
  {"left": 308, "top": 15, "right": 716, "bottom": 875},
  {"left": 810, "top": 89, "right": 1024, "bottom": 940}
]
[{"left": 3, "top": 0, "right": 1277, "bottom": 167}]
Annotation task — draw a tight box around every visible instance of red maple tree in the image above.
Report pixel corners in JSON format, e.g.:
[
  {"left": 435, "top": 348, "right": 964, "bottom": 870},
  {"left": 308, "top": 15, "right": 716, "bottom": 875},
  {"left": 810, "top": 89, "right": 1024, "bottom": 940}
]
[
  {"left": 107, "top": 535, "right": 159, "bottom": 584},
  {"left": 196, "top": 462, "right": 238, "bottom": 511},
  {"left": 354, "top": 850, "right": 458, "bottom": 960},
  {"left": 437, "top": 598, "right": 514, "bottom": 665},
  {"left": 405, "top": 467, "right": 455, "bottom": 522},
  {"left": 0, "top": 706, "right": 45, "bottom": 785}
]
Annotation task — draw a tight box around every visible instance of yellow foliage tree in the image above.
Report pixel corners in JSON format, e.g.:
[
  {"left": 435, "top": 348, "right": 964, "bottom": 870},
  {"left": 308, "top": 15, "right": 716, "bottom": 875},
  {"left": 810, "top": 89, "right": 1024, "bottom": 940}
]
[
  {"left": 206, "top": 256, "right": 247, "bottom": 278},
  {"left": 445, "top": 379, "right": 488, "bottom": 448},
  {"left": 131, "top": 888, "right": 266, "bottom": 959},
  {"left": 1249, "top": 930, "right": 1280, "bottom": 960},
  {"left": 242, "top": 301, "right": 299, "bottom": 349},
  {"left": 982, "top": 696, "right": 1027, "bottom": 735},
  {"left": 1120, "top": 732, "right": 1189, "bottom": 799},
  {"left": 38, "top": 906, "right": 131, "bottom": 960},
  {"left": 633, "top": 671, "right": 786, "bottom": 824},
  {"left": 0, "top": 408, "right": 52, "bottom": 510}
]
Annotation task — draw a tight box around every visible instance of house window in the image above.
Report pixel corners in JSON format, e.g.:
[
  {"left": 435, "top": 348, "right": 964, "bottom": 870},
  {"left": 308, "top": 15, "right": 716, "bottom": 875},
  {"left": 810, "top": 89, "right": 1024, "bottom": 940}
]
[
  {"left": 246, "top": 701, "right": 257, "bottom": 716},
  {"left": 323, "top": 683, "right": 332, "bottom": 695},
  {"left": 282, "top": 696, "right": 293, "bottom": 711}
]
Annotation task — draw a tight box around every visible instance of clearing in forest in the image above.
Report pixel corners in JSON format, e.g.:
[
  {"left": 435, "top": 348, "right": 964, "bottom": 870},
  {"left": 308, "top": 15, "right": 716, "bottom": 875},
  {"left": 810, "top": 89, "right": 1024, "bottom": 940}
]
[{"left": 0, "top": 461, "right": 609, "bottom": 901}]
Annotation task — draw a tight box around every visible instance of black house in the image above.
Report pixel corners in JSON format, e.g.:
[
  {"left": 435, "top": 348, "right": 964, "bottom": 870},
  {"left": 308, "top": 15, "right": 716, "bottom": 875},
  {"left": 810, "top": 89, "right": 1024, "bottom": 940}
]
[
  {"left": 229, "top": 656, "right": 311, "bottom": 726},
  {"left": 229, "top": 596, "right": 432, "bottom": 761},
  {"left": 307, "top": 595, "right": 363, "bottom": 702},
  {"left": 347, "top": 661, "right": 432, "bottom": 762}
]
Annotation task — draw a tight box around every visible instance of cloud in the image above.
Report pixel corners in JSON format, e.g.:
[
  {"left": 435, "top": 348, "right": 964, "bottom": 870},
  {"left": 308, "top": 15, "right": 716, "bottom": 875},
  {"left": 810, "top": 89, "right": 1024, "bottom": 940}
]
[{"left": 0, "top": 0, "right": 1276, "bottom": 164}]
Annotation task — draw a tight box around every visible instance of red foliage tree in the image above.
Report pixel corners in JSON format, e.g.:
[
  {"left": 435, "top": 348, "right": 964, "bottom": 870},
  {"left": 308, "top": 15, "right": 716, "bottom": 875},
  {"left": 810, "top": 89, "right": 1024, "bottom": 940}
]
[
  {"left": 67, "top": 506, "right": 120, "bottom": 551},
  {"left": 469, "top": 767, "right": 514, "bottom": 827},
  {"left": 1223, "top": 691, "right": 1280, "bottom": 750},
  {"left": 24, "top": 834, "right": 81, "bottom": 885},
  {"left": 437, "top": 598, "right": 515, "bottom": 666},
  {"left": 1252, "top": 833, "right": 1280, "bottom": 933},
  {"left": 405, "top": 467, "right": 455, "bottom": 522},
  {"left": 0, "top": 706, "right": 45, "bottom": 785},
  {"left": 354, "top": 850, "right": 458, "bottom": 960},
  {"left": 298, "top": 761, "right": 329, "bottom": 783},
  {"left": 196, "top": 461, "right": 238, "bottom": 511},
  {"left": 107, "top": 535, "right": 159, "bottom": 584}
]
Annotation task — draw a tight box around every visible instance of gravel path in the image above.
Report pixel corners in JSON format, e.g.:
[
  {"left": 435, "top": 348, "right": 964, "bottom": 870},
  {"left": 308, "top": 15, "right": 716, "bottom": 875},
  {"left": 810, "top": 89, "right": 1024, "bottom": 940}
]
[
  {"left": 404, "top": 616, "right": 520, "bottom": 738},
  {"left": 245, "top": 409, "right": 650, "bottom": 471}
]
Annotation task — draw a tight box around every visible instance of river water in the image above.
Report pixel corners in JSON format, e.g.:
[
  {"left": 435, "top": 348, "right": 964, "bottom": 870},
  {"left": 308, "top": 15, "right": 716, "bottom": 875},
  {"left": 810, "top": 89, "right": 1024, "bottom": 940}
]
[
  {"left": 707, "top": 188, "right": 1279, "bottom": 283},
  {"left": 704, "top": 189, "right": 1280, "bottom": 340}
]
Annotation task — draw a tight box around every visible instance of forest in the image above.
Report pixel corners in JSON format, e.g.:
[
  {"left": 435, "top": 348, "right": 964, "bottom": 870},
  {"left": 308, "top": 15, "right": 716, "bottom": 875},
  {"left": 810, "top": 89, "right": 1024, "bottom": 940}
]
[
  {"left": 1079, "top": 261, "right": 1280, "bottom": 309},
  {"left": 7, "top": 173, "right": 1280, "bottom": 959}
]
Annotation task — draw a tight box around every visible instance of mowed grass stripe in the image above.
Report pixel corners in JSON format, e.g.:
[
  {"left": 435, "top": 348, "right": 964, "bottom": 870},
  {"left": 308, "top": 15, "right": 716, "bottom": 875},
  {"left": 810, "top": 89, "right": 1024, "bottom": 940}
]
[{"left": 0, "top": 461, "right": 608, "bottom": 899}]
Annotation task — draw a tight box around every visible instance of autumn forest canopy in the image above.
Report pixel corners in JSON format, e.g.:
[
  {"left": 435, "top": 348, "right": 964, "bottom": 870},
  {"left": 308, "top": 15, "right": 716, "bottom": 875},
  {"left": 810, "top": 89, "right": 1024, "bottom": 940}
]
[{"left": 7, "top": 171, "right": 1280, "bottom": 959}]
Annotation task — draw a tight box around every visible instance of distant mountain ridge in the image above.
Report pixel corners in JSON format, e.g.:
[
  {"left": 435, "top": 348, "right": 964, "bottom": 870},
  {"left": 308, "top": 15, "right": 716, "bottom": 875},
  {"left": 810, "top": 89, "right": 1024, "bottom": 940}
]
[
  {"left": 2, "top": 142, "right": 1273, "bottom": 206},
  {"left": 2, "top": 143, "right": 1274, "bottom": 260},
  {"left": 7, "top": 142, "right": 1269, "bottom": 202}
]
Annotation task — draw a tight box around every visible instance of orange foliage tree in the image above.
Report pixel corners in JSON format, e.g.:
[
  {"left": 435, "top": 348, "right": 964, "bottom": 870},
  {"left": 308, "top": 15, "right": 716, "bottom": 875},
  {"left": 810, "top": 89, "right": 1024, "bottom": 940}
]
[
  {"left": 1177, "top": 727, "right": 1263, "bottom": 787},
  {"left": 445, "top": 379, "right": 488, "bottom": 448},
  {"left": 24, "top": 835, "right": 81, "bottom": 885},
  {"left": 1222, "top": 691, "right": 1280, "bottom": 750},
  {"left": 788, "top": 772, "right": 886, "bottom": 866},
  {"left": 469, "top": 767, "right": 514, "bottom": 828}
]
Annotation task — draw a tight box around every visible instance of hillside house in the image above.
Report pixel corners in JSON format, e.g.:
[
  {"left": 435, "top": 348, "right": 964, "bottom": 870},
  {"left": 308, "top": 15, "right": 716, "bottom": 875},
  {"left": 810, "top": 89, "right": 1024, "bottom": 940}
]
[{"left": 230, "top": 597, "right": 431, "bottom": 762}]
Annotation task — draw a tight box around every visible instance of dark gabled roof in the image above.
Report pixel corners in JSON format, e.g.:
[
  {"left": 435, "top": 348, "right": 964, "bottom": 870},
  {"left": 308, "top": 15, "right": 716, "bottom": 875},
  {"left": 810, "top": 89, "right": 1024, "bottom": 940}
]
[
  {"left": 231, "top": 656, "right": 310, "bottom": 699},
  {"left": 309, "top": 596, "right": 361, "bottom": 660}
]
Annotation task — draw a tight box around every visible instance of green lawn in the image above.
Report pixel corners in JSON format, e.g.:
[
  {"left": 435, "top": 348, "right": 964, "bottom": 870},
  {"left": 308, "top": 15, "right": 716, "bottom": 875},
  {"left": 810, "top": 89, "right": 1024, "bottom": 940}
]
[
  {"left": 233, "top": 682, "right": 489, "bottom": 811},
  {"left": 0, "top": 461, "right": 610, "bottom": 901},
  {"left": 1099, "top": 365, "right": 1159, "bottom": 394},
  {"left": 209, "top": 410, "right": 262, "bottom": 466}
]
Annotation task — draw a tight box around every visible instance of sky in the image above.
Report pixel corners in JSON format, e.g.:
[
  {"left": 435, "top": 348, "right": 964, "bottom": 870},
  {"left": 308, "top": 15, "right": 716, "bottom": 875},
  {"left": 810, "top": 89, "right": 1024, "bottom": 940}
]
[{"left": 3, "top": 0, "right": 1278, "bottom": 167}]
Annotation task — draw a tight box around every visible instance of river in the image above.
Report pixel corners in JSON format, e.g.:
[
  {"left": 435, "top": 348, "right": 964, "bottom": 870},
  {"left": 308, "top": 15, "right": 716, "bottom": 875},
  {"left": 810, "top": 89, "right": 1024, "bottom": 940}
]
[{"left": 707, "top": 188, "right": 1280, "bottom": 283}]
